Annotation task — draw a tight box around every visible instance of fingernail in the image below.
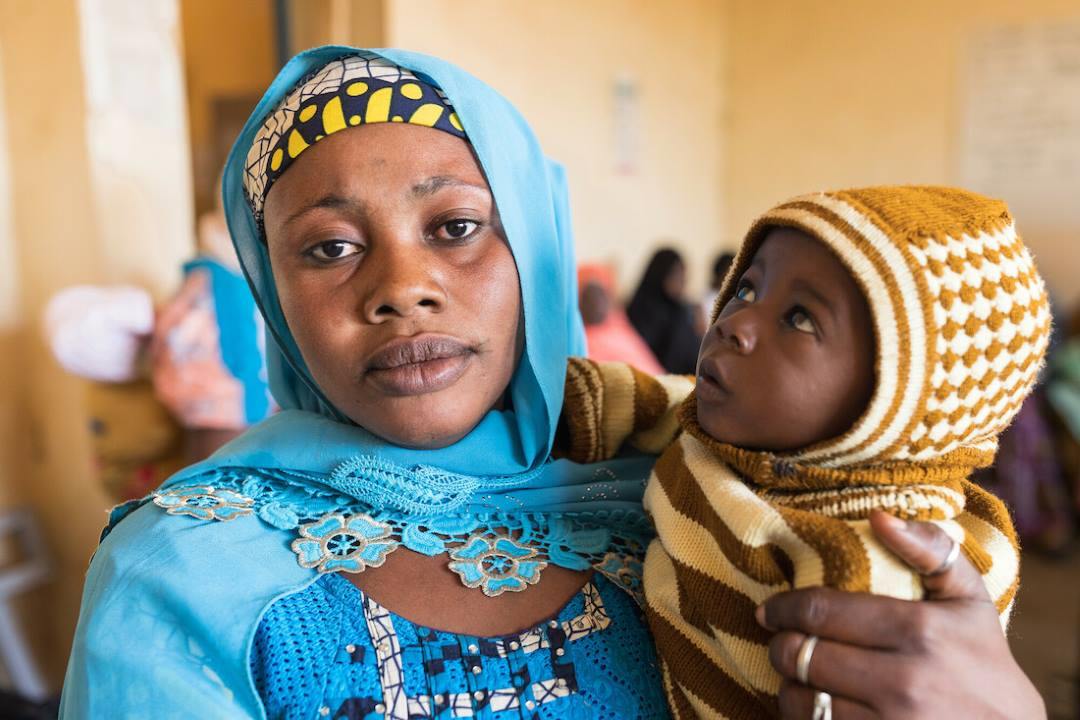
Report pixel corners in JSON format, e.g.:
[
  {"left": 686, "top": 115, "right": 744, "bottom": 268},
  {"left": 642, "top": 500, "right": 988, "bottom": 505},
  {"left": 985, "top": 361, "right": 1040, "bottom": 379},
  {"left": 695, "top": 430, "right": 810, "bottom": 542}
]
[
  {"left": 878, "top": 512, "right": 909, "bottom": 533},
  {"left": 754, "top": 604, "right": 769, "bottom": 629}
]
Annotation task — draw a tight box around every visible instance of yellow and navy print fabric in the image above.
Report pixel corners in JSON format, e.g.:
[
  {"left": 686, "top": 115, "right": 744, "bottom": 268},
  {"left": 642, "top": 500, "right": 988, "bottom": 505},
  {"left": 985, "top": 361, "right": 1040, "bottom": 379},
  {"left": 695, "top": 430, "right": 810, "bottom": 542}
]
[{"left": 243, "top": 55, "right": 465, "bottom": 222}]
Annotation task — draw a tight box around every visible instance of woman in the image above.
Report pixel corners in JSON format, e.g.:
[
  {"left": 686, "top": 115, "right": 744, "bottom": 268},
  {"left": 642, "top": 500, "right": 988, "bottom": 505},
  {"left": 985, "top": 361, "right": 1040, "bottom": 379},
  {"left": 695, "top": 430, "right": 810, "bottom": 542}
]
[
  {"left": 578, "top": 264, "right": 663, "bottom": 373},
  {"left": 626, "top": 248, "right": 701, "bottom": 375},
  {"left": 62, "top": 47, "right": 1043, "bottom": 719}
]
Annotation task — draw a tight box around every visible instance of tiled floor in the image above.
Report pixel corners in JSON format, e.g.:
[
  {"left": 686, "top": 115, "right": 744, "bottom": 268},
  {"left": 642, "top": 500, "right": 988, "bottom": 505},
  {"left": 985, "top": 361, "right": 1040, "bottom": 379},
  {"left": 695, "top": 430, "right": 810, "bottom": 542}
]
[{"left": 1009, "top": 546, "right": 1080, "bottom": 719}]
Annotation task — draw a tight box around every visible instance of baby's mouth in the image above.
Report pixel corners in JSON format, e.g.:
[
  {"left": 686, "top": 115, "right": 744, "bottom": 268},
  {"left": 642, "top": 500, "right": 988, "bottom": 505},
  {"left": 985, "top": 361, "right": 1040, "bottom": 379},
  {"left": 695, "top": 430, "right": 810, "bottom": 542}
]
[
  {"left": 696, "top": 357, "right": 733, "bottom": 402},
  {"left": 364, "top": 334, "right": 475, "bottom": 396}
]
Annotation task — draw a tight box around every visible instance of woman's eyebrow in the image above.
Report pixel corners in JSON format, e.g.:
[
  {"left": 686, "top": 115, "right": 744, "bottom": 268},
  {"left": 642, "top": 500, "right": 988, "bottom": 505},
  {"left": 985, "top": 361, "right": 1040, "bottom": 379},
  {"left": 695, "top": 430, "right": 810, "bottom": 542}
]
[
  {"left": 283, "top": 194, "right": 364, "bottom": 228},
  {"left": 411, "top": 175, "right": 488, "bottom": 198}
]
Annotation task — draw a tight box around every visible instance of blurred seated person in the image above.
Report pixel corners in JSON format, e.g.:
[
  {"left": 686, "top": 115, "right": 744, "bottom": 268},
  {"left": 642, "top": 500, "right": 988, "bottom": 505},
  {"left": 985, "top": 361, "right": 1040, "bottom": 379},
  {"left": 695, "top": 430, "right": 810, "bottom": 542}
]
[
  {"left": 695, "top": 251, "right": 735, "bottom": 336},
  {"left": 1046, "top": 310, "right": 1080, "bottom": 531},
  {"left": 44, "top": 285, "right": 185, "bottom": 501},
  {"left": 578, "top": 264, "right": 663, "bottom": 373},
  {"left": 626, "top": 247, "right": 701, "bottom": 374},
  {"left": 151, "top": 176, "right": 275, "bottom": 461}
]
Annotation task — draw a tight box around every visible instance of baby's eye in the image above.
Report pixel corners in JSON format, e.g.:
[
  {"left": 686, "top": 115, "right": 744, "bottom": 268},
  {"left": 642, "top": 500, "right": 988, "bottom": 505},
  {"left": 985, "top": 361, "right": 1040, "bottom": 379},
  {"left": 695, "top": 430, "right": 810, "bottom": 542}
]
[
  {"left": 434, "top": 219, "right": 481, "bottom": 242},
  {"left": 735, "top": 283, "right": 756, "bottom": 302},
  {"left": 308, "top": 240, "right": 362, "bottom": 262},
  {"left": 788, "top": 307, "right": 816, "bottom": 334}
]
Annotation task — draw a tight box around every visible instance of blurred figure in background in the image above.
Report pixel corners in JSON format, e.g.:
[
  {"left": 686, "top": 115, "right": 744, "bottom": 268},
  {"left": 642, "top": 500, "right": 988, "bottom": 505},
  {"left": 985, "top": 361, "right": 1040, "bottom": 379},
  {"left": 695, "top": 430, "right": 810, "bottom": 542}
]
[
  {"left": 976, "top": 296, "right": 1077, "bottom": 554},
  {"left": 626, "top": 247, "right": 701, "bottom": 374},
  {"left": 695, "top": 251, "right": 735, "bottom": 336},
  {"left": 578, "top": 264, "right": 662, "bottom": 373},
  {"left": 44, "top": 286, "right": 185, "bottom": 501},
  {"left": 1046, "top": 311, "right": 1080, "bottom": 534},
  {"left": 150, "top": 173, "right": 275, "bottom": 461}
]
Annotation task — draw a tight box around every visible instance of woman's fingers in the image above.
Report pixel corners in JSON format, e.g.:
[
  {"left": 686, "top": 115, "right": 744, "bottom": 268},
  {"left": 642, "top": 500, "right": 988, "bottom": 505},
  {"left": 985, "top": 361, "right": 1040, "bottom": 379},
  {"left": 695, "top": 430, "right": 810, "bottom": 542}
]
[
  {"left": 867, "top": 510, "right": 992, "bottom": 602},
  {"left": 778, "top": 679, "right": 877, "bottom": 720},
  {"left": 768, "top": 631, "right": 896, "bottom": 703},
  {"left": 758, "top": 587, "right": 939, "bottom": 651}
]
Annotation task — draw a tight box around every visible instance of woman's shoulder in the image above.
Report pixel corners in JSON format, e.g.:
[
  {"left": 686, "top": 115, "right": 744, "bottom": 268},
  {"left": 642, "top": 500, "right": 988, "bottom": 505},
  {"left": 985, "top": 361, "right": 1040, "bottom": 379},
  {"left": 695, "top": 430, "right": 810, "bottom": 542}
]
[
  {"left": 89, "top": 496, "right": 311, "bottom": 613},
  {"left": 64, "top": 494, "right": 316, "bottom": 719}
]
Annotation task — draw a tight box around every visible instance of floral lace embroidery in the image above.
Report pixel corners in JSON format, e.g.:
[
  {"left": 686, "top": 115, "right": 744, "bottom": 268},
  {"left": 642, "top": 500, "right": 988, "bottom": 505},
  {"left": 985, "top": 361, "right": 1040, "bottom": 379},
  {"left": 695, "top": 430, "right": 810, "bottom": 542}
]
[
  {"left": 152, "top": 485, "right": 254, "bottom": 522},
  {"left": 291, "top": 513, "right": 399, "bottom": 573},
  {"left": 595, "top": 552, "right": 645, "bottom": 606},
  {"left": 146, "top": 468, "right": 650, "bottom": 600},
  {"left": 446, "top": 535, "right": 547, "bottom": 596}
]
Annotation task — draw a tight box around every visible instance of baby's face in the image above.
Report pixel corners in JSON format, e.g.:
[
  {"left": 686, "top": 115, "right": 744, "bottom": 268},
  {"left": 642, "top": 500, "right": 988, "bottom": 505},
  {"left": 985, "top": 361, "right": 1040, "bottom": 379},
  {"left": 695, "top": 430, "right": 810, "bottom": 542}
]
[{"left": 696, "top": 228, "right": 875, "bottom": 452}]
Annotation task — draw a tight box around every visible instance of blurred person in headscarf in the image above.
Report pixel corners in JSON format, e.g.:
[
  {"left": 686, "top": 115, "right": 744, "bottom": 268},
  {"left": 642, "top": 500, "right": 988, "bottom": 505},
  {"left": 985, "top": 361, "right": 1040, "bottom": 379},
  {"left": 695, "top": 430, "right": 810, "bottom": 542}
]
[
  {"left": 150, "top": 171, "right": 275, "bottom": 460},
  {"left": 626, "top": 247, "right": 701, "bottom": 374},
  {"left": 578, "top": 264, "right": 662, "bottom": 373},
  {"left": 695, "top": 251, "right": 735, "bottom": 336},
  {"left": 1044, "top": 301, "right": 1080, "bottom": 537}
]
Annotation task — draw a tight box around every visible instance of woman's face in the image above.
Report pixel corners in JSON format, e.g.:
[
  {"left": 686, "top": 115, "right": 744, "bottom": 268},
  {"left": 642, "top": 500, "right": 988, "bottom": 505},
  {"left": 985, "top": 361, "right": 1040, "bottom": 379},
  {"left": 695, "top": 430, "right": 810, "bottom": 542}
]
[
  {"left": 263, "top": 123, "right": 522, "bottom": 449},
  {"left": 663, "top": 260, "right": 687, "bottom": 301}
]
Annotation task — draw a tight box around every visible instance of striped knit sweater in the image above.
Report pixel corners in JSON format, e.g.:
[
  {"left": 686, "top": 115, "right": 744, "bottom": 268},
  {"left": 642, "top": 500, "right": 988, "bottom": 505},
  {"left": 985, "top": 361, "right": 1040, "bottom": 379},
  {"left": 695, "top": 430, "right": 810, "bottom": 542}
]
[
  {"left": 562, "top": 187, "right": 1051, "bottom": 719},
  {"left": 564, "top": 358, "right": 1019, "bottom": 719}
]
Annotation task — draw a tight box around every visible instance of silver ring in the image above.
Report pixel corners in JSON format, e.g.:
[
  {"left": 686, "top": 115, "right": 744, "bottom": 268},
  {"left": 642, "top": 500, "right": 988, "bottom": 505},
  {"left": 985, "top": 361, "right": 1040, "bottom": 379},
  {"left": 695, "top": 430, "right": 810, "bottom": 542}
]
[
  {"left": 795, "top": 634, "right": 819, "bottom": 685},
  {"left": 812, "top": 690, "right": 833, "bottom": 720},
  {"left": 925, "top": 536, "right": 961, "bottom": 577}
]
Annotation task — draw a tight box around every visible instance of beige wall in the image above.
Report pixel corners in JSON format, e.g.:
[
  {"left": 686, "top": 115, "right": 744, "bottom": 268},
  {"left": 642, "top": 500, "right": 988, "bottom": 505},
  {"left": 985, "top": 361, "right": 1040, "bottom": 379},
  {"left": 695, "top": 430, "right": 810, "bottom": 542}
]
[
  {"left": 0, "top": 44, "right": 25, "bottom": 514},
  {"left": 727, "top": 0, "right": 1080, "bottom": 305},
  {"left": 288, "top": 0, "right": 387, "bottom": 52},
  {"left": 0, "top": 0, "right": 194, "bottom": 686},
  {"left": 181, "top": 0, "right": 276, "bottom": 214},
  {"left": 384, "top": 0, "right": 727, "bottom": 297},
  {"left": 283, "top": 0, "right": 728, "bottom": 295}
]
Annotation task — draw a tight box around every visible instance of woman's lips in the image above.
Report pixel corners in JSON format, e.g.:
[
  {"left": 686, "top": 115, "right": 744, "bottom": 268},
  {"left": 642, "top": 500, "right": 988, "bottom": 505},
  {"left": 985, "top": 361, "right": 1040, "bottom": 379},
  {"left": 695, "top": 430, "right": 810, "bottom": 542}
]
[{"left": 364, "top": 335, "right": 474, "bottom": 396}]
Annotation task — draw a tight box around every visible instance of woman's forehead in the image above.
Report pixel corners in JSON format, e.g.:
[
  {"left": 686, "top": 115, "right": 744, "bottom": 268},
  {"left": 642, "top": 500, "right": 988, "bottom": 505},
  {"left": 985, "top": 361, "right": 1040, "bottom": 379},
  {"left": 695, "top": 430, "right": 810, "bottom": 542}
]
[{"left": 262, "top": 123, "right": 491, "bottom": 222}]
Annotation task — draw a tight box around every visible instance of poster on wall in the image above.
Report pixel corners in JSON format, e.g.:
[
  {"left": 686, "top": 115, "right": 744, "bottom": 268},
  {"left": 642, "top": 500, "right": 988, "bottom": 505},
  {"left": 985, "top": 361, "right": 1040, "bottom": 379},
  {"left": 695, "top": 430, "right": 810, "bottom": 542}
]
[{"left": 958, "top": 18, "right": 1080, "bottom": 305}]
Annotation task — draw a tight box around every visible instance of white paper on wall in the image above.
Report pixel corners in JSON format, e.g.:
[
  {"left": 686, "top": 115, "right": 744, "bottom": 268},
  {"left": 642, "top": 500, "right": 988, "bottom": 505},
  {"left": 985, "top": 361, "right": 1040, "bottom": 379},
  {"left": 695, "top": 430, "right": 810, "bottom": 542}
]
[
  {"left": 958, "top": 18, "right": 1080, "bottom": 303},
  {"left": 960, "top": 18, "right": 1080, "bottom": 224}
]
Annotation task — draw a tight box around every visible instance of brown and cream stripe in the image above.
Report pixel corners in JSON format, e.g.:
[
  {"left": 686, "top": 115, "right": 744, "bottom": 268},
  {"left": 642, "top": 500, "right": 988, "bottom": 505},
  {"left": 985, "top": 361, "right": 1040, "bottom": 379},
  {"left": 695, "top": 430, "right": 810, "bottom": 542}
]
[{"left": 558, "top": 186, "right": 1049, "bottom": 719}]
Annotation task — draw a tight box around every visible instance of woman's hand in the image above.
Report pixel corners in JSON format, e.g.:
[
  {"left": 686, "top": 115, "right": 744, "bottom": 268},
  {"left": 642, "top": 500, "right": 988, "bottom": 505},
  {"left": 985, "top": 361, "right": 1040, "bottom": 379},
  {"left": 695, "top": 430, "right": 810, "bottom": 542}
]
[{"left": 756, "top": 511, "right": 1046, "bottom": 719}]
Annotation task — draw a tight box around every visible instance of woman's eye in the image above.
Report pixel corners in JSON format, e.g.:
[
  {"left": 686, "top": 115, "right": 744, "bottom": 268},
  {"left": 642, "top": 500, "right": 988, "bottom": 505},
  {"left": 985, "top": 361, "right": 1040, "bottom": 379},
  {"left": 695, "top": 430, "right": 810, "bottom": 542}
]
[
  {"left": 434, "top": 219, "right": 480, "bottom": 242},
  {"left": 735, "top": 283, "right": 756, "bottom": 302},
  {"left": 789, "top": 307, "right": 816, "bottom": 334},
  {"left": 308, "top": 240, "right": 361, "bottom": 262}
]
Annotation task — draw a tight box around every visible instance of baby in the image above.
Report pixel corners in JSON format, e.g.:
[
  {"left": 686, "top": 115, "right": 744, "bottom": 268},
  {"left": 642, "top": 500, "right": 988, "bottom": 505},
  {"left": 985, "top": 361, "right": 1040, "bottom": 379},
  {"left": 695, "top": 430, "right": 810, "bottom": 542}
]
[{"left": 562, "top": 186, "right": 1051, "bottom": 718}]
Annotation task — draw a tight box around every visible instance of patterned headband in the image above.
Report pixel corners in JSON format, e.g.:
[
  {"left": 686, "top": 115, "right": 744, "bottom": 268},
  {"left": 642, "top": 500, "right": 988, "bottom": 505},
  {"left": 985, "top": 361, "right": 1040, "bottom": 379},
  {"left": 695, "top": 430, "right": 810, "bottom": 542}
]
[{"left": 243, "top": 55, "right": 467, "bottom": 222}]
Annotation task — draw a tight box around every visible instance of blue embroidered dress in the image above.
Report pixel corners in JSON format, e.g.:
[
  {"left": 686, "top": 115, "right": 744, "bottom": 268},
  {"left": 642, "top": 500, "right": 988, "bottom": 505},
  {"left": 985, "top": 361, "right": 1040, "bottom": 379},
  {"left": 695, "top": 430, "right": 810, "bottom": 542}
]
[
  {"left": 251, "top": 574, "right": 667, "bottom": 719},
  {"left": 61, "top": 47, "right": 669, "bottom": 720}
]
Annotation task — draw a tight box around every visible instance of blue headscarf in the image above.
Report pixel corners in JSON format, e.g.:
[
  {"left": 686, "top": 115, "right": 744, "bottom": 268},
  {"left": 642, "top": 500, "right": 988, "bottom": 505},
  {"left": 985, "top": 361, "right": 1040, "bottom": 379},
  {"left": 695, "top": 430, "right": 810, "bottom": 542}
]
[
  {"left": 147, "top": 47, "right": 658, "bottom": 525},
  {"left": 62, "top": 47, "right": 655, "bottom": 719}
]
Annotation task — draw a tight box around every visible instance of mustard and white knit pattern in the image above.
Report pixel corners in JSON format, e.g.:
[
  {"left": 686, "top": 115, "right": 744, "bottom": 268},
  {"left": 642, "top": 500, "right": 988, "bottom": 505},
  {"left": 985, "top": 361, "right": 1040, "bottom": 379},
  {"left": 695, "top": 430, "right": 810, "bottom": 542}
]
[
  {"left": 560, "top": 187, "right": 1051, "bottom": 720},
  {"left": 721, "top": 186, "right": 1052, "bottom": 470}
]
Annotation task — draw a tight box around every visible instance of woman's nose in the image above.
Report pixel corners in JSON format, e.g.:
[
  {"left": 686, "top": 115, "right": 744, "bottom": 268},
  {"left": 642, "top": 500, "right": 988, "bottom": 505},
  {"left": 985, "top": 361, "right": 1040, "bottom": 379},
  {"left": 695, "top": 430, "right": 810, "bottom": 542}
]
[
  {"left": 361, "top": 244, "right": 447, "bottom": 323},
  {"left": 715, "top": 308, "right": 757, "bottom": 354}
]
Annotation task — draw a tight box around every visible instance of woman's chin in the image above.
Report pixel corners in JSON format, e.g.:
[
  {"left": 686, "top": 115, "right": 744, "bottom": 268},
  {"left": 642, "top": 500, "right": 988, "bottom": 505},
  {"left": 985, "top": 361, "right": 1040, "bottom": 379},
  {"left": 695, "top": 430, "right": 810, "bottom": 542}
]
[{"left": 352, "top": 406, "right": 487, "bottom": 450}]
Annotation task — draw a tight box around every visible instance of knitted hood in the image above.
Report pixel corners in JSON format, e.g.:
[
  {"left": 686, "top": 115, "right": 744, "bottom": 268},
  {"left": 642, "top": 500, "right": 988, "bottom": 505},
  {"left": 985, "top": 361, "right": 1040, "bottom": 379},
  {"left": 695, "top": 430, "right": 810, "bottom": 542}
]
[{"left": 691, "top": 186, "right": 1051, "bottom": 479}]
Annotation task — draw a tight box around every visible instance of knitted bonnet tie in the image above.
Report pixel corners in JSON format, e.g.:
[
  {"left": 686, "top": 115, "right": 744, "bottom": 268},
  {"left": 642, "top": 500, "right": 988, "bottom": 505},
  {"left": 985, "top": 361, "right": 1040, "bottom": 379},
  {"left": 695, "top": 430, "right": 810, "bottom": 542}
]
[{"left": 710, "top": 186, "right": 1052, "bottom": 471}]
